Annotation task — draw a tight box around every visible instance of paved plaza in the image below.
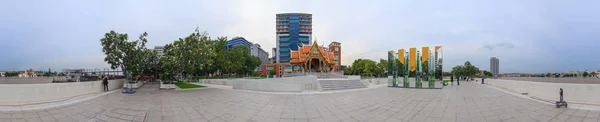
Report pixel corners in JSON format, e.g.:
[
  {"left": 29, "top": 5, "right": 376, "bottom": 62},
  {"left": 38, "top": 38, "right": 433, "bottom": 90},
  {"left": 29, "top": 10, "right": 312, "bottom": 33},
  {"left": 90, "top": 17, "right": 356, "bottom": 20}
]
[{"left": 1, "top": 82, "right": 599, "bottom": 122}]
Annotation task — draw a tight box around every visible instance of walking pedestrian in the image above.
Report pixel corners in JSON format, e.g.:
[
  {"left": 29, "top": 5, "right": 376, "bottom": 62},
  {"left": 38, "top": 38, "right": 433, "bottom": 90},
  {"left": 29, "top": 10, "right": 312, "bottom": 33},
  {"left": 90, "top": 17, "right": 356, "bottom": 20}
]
[{"left": 102, "top": 75, "right": 109, "bottom": 91}]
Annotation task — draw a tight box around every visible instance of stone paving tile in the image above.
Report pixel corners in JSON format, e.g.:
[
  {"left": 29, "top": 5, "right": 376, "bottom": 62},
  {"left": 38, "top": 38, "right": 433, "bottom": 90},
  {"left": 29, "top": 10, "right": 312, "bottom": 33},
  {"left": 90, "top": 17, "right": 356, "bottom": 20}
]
[{"left": 2, "top": 82, "right": 600, "bottom": 122}]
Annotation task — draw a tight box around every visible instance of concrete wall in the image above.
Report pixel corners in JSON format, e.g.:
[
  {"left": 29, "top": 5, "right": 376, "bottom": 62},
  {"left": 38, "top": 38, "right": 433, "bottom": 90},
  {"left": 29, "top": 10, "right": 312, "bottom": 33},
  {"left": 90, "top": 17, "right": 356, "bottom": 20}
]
[
  {"left": 387, "top": 76, "right": 406, "bottom": 86},
  {"left": 199, "top": 79, "right": 234, "bottom": 86},
  {"left": 361, "top": 78, "right": 387, "bottom": 86},
  {"left": 233, "top": 80, "right": 302, "bottom": 92},
  {"left": 0, "top": 77, "right": 54, "bottom": 84},
  {"left": 0, "top": 79, "right": 124, "bottom": 105},
  {"left": 487, "top": 79, "right": 600, "bottom": 104},
  {"left": 232, "top": 75, "right": 319, "bottom": 92},
  {"left": 499, "top": 77, "right": 600, "bottom": 84},
  {"left": 347, "top": 76, "right": 360, "bottom": 80}
]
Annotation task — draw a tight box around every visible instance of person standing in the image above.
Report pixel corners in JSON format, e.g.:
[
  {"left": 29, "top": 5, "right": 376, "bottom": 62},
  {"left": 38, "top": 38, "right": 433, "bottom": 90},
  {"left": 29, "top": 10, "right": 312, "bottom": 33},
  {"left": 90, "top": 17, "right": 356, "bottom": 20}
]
[
  {"left": 559, "top": 88, "right": 564, "bottom": 102},
  {"left": 482, "top": 76, "right": 485, "bottom": 84},
  {"left": 102, "top": 75, "right": 109, "bottom": 91},
  {"left": 457, "top": 75, "right": 460, "bottom": 85},
  {"left": 450, "top": 75, "right": 454, "bottom": 85}
]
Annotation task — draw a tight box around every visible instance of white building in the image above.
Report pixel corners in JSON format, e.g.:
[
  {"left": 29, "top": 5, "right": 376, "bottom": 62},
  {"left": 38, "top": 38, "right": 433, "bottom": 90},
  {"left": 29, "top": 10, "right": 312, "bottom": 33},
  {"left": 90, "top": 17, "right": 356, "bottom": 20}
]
[
  {"left": 154, "top": 46, "right": 164, "bottom": 57},
  {"left": 251, "top": 44, "right": 270, "bottom": 67}
]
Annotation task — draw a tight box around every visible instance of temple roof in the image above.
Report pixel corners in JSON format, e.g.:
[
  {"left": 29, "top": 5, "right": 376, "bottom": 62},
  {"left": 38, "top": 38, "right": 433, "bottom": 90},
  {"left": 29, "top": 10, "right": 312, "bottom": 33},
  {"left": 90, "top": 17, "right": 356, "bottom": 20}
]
[{"left": 290, "top": 40, "right": 335, "bottom": 64}]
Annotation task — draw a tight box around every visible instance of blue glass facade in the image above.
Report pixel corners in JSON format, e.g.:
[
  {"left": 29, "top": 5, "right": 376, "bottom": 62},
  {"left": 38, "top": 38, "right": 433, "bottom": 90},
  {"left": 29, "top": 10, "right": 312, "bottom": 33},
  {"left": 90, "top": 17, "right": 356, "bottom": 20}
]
[
  {"left": 277, "top": 13, "right": 312, "bottom": 63},
  {"left": 289, "top": 15, "right": 300, "bottom": 51},
  {"left": 226, "top": 37, "right": 252, "bottom": 50}
]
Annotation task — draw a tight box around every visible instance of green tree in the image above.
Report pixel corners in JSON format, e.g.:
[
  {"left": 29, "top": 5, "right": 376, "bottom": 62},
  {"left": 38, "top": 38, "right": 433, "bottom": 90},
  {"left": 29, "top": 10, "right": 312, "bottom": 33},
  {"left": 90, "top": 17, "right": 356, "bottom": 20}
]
[
  {"left": 212, "top": 37, "right": 229, "bottom": 75},
  {"left": 347, "top": 59, "right": 378, "bottom": 77},
  {"left": 269, "top": 70, "right": 276, "bottom": 76},
  {"left": 450, "top": 61, "right": 481, "bottom": 78},
  {"left": 376, "top": 59, "right": 387, "bottom": 76},
  {"left": 451, "top": 65, "right": 465, "bottom": 76},
  {"left": 583, "top": 71, "right": 589, "bottom": 77},
  {"left": 462, "top": 61, "right": 480, "bottom": 77},
  {"left": 162, "top": 29, "right": 219, "bottom": 79},
  {"left": 243, "top": 56, "right": 262, "bottom": 76},
  {"left": 226, "top": 45, "right": 247, "bottom": 75},
  {"left": 100, "top": 31, "right": 149, "bottom": 81},
  {"left": 483, "top": 70, "right": 493, "bottom": 77}
]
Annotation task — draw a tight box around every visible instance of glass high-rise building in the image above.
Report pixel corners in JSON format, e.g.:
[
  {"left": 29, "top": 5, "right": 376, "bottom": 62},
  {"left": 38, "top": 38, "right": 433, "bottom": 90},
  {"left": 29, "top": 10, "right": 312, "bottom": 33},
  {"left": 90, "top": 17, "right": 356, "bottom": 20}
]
[{"left": 276, "top": 13, "right": 312, "bottom": 63}]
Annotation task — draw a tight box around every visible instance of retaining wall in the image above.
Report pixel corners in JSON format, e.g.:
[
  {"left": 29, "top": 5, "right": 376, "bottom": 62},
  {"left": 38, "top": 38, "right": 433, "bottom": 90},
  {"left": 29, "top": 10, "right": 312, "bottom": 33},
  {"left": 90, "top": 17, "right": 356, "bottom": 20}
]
[
  {"left": 498, "top": 77, "right": 600, "bottom": 84},
  {"left": 0, "top": 79, "right": 124, "bottom": 105},
  {"left": 361, "top": 78, "right": 387, "bottom": 86},
  {"left": 199, "top": 79, "right": 234, "bottom": 86},
  {"left": 232, "top": 75, "right": 319, "bottom": 92},
  {"left": 487, "top": 79, "right": 600, "bottom": 104}
]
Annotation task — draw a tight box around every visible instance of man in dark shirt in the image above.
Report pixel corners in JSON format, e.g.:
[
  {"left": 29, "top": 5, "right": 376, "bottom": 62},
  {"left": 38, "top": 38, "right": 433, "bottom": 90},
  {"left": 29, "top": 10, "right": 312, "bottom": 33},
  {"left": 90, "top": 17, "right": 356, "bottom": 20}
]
[
  {"left": 102, "top": 75, "right": 109, "bottom": 91},
  {"left": 560, "top": 88, "right": 563, "bottom": 102},
  {"left": 450, "top": 75, "right": 454, "bottom": 85}
]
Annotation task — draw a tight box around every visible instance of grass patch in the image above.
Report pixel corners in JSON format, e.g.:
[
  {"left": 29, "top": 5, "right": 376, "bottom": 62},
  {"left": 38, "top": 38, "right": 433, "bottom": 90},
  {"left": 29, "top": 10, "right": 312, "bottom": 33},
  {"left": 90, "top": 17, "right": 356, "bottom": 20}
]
[
  {"left": 175, "top": 82, "right": 206, "bottom": 89},
  {"left": 443, "top": 79, "right": 450, "bottom": 83}
]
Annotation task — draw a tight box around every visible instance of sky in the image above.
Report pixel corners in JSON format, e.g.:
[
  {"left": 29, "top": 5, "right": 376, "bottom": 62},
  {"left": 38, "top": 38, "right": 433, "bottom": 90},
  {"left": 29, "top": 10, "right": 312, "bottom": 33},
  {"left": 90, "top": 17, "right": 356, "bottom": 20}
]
[{"left": 1, "top": 0, "right": 599, "bottom": 73}]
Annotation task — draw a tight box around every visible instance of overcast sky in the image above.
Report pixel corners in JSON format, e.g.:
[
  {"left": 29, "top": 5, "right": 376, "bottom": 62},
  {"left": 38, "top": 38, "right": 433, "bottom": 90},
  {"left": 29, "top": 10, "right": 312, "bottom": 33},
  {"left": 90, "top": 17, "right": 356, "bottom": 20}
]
[{"left": 1, "top": 0, "right": 599, "bottom": 73}]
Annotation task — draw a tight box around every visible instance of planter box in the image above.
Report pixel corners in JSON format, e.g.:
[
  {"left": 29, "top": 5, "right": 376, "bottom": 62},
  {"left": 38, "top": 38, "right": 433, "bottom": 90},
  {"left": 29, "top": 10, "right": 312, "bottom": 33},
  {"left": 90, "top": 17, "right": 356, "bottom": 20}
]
[{"left": 122, "top": 82, "right": 143, "bottom": 89}]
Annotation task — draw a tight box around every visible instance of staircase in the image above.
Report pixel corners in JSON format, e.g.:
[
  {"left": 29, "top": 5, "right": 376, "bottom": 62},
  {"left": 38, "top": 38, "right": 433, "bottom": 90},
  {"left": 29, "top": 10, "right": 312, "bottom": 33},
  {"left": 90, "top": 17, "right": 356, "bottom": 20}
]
[
  {"left": 318, "top": 79, "right": 366, "bottom": 91},
  {"left": 308, "top": 72, "right": 348, "bottom": 79}
]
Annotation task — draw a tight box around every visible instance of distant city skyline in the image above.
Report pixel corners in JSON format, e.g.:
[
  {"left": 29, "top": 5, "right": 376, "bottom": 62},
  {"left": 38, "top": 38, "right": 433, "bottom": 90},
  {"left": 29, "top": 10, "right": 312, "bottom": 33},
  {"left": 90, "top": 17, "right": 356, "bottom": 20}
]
[{"left": 1, "top": 0, "right": 599, "bottom": 73}]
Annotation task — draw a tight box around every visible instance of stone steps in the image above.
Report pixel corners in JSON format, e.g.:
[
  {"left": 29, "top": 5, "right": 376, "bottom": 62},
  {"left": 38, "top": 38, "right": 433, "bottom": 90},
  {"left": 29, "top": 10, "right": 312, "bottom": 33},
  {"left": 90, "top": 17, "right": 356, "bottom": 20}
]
[{"left": 318, "top": 79, "right": 366, "bottom": 91}]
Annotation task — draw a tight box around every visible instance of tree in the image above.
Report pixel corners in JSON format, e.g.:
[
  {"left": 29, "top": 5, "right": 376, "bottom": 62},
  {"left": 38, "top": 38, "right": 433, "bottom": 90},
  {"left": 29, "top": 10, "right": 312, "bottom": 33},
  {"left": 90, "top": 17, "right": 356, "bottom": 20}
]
[
  {"left": 269, "top": 70, "right": 276, "bottom": 76},
  {"left": 345, "top": 59, "right": 378, "bottom": 77},
  {"left": 138, "top": 49, "right": 160, "bottom": 78},
  {"left": 376, "top": 59, "right": 387, "bottom": 77},
  {"left": 583, "top": 71, "right": 589, "bottom": 77},
  {"left": 243, "top": 56, "right": 262, "bottom": 76},
  {"left": 161, "top": 29, "right": 218, "bottom": 79},
  {"left": 451, "top": 65, "right": 464, "bottom": 76},
  {"left": 462, "top": 61, "right": 479, "bottom": 77},
  {"left": 483, "top": 70, "right": 493, "bottom": 77},
  {"left": 450, "top": 61, "right": 481, "bottom": 77},
  {"left": 100, "top": 31, "right": 149, "bottom": 82},
  {"left": 212, "top": 37, "right": 229, "bottom": 75},
  {"left": 226, "top": 45, "right": 247, "bottom": 75}
]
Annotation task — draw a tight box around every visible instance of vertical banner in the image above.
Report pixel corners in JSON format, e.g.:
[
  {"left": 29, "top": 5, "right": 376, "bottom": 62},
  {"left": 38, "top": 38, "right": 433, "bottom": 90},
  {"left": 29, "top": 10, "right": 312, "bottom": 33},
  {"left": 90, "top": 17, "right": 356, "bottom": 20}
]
[
  {"left": 409, "top": 48, "right": 417, "bottom": 72},
  {"left": 421, "top": 47, "right": 429, "bottom": 63},
  {"left": 398, "top": 49, "right": 404, "bottom": 64}
]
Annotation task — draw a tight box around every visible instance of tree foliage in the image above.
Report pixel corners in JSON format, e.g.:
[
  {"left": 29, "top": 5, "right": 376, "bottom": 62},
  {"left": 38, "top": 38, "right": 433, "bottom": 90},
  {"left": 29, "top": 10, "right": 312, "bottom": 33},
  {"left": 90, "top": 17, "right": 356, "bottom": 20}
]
[
  {"left": 157, "top": 29, "right": 262, "bottom": 81},
  {"left": 100, "top": 31, "right": 152, "bottom": 81},
  {"left": 450, "top": 61, "right": 480, "bottom": 77},
  {"left": 101, "top": 29, "right": 263, "bottom": 81},
  {"left": 343, "top": 59, "right": 386, "bottom": 77},
  {"left": 483, "top": 70, "right": 493, "bottom": 77}
]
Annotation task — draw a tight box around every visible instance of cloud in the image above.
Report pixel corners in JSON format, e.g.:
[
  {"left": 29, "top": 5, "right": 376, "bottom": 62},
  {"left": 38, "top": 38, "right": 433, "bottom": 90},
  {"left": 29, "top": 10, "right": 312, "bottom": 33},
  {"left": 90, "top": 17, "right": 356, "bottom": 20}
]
[{"left": 481, "top": 42, "right": 516, "bottom": 50}]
